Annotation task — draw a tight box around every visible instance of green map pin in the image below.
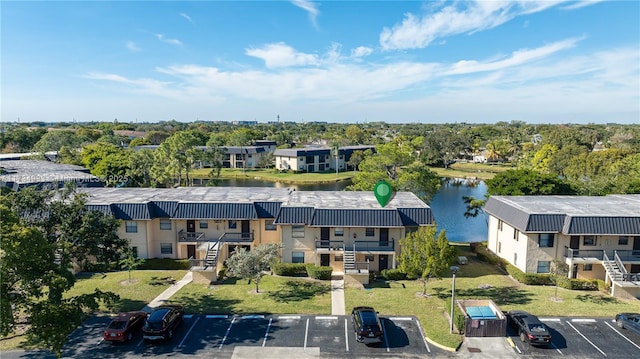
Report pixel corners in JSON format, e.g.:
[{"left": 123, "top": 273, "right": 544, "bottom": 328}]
[{"left": 374, "top": 180, "right": 393, "bottom": 207}]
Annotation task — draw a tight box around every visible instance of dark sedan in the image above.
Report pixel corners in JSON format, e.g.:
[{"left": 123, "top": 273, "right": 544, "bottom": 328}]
[
  {"left": 507, "top": 310, "right": 552, "bottom": 346},
  {"left": 142, "top": 305, "right": 184, "bottom": 341},
  {"left": 103, "top": 311, "right": 147, "bottom": 343},
  {"left": 615, "top": 313, "right": 640, "bottom": 336},
  {"left": 351, "top": 306, "right": 384, "bottom": 344}
]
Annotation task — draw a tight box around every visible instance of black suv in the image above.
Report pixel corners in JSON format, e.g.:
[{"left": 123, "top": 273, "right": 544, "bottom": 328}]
[
  {"left": 351, "top": 306, "right": 384, "bottom": 344},
  {"left": 507, "top": 310, "right": 552, "bottom": 346},
  {"left": 142, "top": 305, "right": 184, "bottom": 341}
]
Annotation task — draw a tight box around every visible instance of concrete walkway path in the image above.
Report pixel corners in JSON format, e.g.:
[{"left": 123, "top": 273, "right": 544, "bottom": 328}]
[
  {"left": 142, "top": 271, "right": 193, "bottom": 312},
  {"left": 331, "top": 272, "right": 345, "bottom": 315}
]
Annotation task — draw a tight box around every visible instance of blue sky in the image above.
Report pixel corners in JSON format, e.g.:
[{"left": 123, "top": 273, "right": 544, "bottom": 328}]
[{"left": 2, "top": 0, "right": 639, "bottom": 124}]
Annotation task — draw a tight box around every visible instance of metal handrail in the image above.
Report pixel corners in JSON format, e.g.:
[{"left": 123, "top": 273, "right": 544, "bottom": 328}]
[
  {"left": 614, "top": 251, "right": 628, "bottom": 274},
  {"left": 315, "top": 240, "right": 344, "bottom": 250}
]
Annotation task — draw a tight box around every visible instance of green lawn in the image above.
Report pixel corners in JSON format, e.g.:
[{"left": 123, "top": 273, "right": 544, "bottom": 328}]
[
  {"left": 192, "top": 168, "right": 354, "bottom": 183},
  {"left": 166, "top": 275, "right": 332, "bottom": 314}
]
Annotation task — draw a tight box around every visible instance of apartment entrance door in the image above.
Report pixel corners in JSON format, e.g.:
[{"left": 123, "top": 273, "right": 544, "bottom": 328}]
[
  {"left": 570, "top": 236, "right": 580, "bottom": 250},
  {"left": 321, "top": 227, "right": 330, "bottom": 247},
  {"left": 379, "top": 255, "right": 389, "bottom": 271},
  {"left": 380, "top": 228, "right": 389, "bottom": 247},
  {"left": 187, "top": 220, "right": 196, "bottom": 232},
  {"left": 241, "top": 220, "right": 250, "bottom": 238},
  {"left": 187, "top": 245, "right": 196, "bottom": 259},
  {"left": 320, "top": 254, "right": 330, "bottom": 267},
  {"left": 634, "top": 237, "right": 640, "bottom": 252}
]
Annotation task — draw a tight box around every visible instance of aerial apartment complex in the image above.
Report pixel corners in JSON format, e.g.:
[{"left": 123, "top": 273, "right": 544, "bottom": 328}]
[
  {"left": 483, "top": 195, "right": 640, "bottom": 299},
  {"left": 81, "top": 186, "right": 434, "bottom": 283}
]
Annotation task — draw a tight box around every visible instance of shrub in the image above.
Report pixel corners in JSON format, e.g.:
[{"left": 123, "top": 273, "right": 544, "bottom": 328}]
[
  {"left": 596, "top": 279, "right": 610, "bottom": 294},
  {"left": 475, "top": 245, "right": 506, "bottom": 270},
  {"left": 272, "top": 262, "right": 308, "bottom": 277},
  {"left": 306, "top": 265, "right": 333, "bottom": 280},
  {"left": 138, "top": 258, "right": 191, "bottom": 270},
  {"left": 563, "top": 279, "right": 599, "bottom": 290},
  {"left": 506, "top": 264, "right": 553, "bottom": 285},
  {"left": 381, "top": 269, "right": 407, "bottom": 280}
]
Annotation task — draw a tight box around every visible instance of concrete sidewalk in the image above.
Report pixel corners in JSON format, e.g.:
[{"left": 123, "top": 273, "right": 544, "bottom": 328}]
[
  {"left": 142, "top": 271, "right": 193, "bottom": 312},
  {"left": 331, "top": 272, "right": 345, "bottom": 315}
]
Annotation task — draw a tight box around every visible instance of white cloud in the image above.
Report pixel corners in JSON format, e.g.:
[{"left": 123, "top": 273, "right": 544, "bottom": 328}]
[
  {"left": 291, "top": 0, "right": 320, "bottom": 27},
  {"left": 155, "top": 33, "right": 182, "bottom": 46},
  {"left": 126, "top": 41, "right": 141, "bottom": 52},
  {"left": 245, "top": 42, "right": 319, "bottom": 68},
  {"left": 351, "top": 46, "right": 373, "bottom": 58},
  {"left": 180, "top": 12, "right": 193, "bottom": 23},
  {"left": 561, "top": 0, "right": 606, "bottom": 10},
  {"left": 380, "top": 0, "right": 581, "bottom": 50}
]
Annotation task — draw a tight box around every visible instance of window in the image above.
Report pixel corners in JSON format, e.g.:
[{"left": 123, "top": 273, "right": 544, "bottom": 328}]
[
  {"left": 292, "top": 252, "right": 304, "bottom": 263},
  {"left": 265, "top": 219, "right": 276, "bottom": 231},
  {"left": 583, "top": 236, "right": 596, "bottom": 246},
  {"left": 292, "top": 225, "right": 305, "bottom": 238},
  {"left": 537, "top": 261, "right": 551, "bottom": 273},
  {"left": 334, "top": 255, "right": 343, "bottom": 262},
  {"left": 125, "top": 221, "right": 137, "bottom": 233},
  {"left": 498, "top": 220, "right": 503, "bottom": 231},
  {"left": 498, "top": 241, "right": 502, "bottom": 253},
  {"left": 619, "top": 236, "right": 629, "bottom": 245},
  {"left": 365, "top": 228, "right": 375, "bottom": 237},
  {"left": 228, "top": 220, "right": 237, "bottom": 229},
  {"left": 538, "top": 233, "right": 555, "bottom": 247},
  {"left": 364, "top": 255, "right": 374, "bottom": 262},
  {"left": 160, "top": 219, "right": 171, "bottom": 230},
  {"left": 334, "top": 228, "right": 344, "bottom": 237},
  {"left": 199, "top": 221, "right": 208, "bottom": 229},
  {"left": 514, "top": 253, "right": 518, "bottom": 265},
  {"left": 160, "top": 243, "right": 173, "bottom": 254},
  {"left": 513, "top": 229, "right": 519, "bottom": 241},
  {"left": 583, "top": 264, "right": 593, "bottom": 271}
]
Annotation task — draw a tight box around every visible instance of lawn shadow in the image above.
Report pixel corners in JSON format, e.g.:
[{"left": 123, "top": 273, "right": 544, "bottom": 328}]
[
  {"left": 109, "top": 298, "right": 147, "bottom": 312},
  {"left": 575, "top": 293, "right": 620, "bottom": 305},
  {"left": 266, "top": 280, "right": 330, "bottom": 302},
  {"left": 149, "top": 276, "right": 176, "bottom": 286},
  {"left": 365, "top": 280, "right": 391, "bottom": 289},
  {"left": 167, "top": 295, "right": 241, "bottom": 315},
  {"left": 432, "top": 286, "right": 533, "bottom": 306}
]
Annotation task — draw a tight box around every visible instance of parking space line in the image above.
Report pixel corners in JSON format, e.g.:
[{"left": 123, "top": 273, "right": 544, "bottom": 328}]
[
  {"left": 206, "top": 315, "right": 228, "bottom": 319},
  {"left": 219, "top": 316, "right": 236, "bottom": 349},
  {"left": 304, "top": 318, "right": 309, "bottom": 349},
  {"left": 242, "top": 314, "right": 265, "bottom": 319},
  {"left": 389, "top": 317, "right": 413, "bottom": 321},
  {"left": 344, "top": 318, "right": 349, "bottom": 352},
  {"left": 549, "top": 341, "right": 563, "bottom": 355},
  {"left": 381, "top": 318, "right": 390, "bottom": 352},
  {"left": 178, "top": 316, "right": 200, "bottom": 348},
  {"left": 278, "top": 315, "right": 300, "bottom": 320},
  {"left": 567, "top": 321, "right": 607, "bottom": 356},
  {"left": 316, "top": 316, "right": 337, "bottom": 320},
  {"left": 541, "top": 318, "right": 561, "bottom": 322},
  {"left": 184, "top": 314, "right": 194, "bottom": 319},
  {"left": 415, "top": 317, "right": 431, "bottom": 353},
  {"left": 571, "top": 318, "right": 597, "bottom": 323},
  {"left": 604, "top": 321, "right": 640, "bottom": 350},
  {"left": 262, "top": 317, "right": 272, "bottom": 347}
]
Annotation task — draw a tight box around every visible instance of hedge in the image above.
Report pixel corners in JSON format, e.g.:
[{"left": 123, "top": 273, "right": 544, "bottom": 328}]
[
  {"left": 306, "top": 265, "right": 333, "bottom": 280},
  {"left": 272, "top": 263, "right": 309, "bottom": 277},
  {"left": 506, "top": 264, "right": 600, "bottom": 291},
  {"left": 138, "top": 258, "right": 191, "bottom": 270},
  {"left": 381, "top": 269, "right": 407, "bottom": 280}
]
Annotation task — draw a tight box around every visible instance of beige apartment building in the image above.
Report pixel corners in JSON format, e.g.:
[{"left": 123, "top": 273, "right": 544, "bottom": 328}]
[
  {"left": 483, "top": 195, "right": 640, "bottom": 299},
  {"left": 82, "top": 187, "right": 434, "bottom": 282}
]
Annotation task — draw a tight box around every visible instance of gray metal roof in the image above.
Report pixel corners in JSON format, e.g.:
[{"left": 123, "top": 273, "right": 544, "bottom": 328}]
[
  {"left": 310, "top": 209, "right": 404, "bottom": 227},
  {"left": 274, "top": 207, "right": 314, "bottom": 224},
  {"left": 274, "top": 146, "right": 375, "bottom": 158},
  {"left": 112, "top": 203, "right": 152, "bottom": 220},
  {"left": 255, "top": 202, "right": 281, "bottom": 218},
  {"left": 174, "top": 203, "right": 257, "bottom": 219},
  {"left": 0, "top": 160, "right": 101, "bottom": 189},
  {"left": 150, "top": 201, "right": 179, "bottom": 218},
  {"left": 397, "top": 208, "right": 435, "bottom": 226},
  {"left": 484, "top": 195, "right": 640, "bottom": 235}
]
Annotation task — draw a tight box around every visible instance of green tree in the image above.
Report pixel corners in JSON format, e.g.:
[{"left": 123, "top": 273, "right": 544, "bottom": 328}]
[
  {"left": 33, "top": 131, "right": 86, "bottom": 155},
  {"left": 398, "top": 226, "right": 456, "bottom": 295},
  {"left": 347, "top": 150, "right": 366, "bottom": 172},
  {"left": 224, "top": 243, "right": 281, "bottom": 293},
  {"left": 550, "top": 258, "right": 570, "bottom": 301},
  {"left": 127, "top": 149, "right": 155, "bottom": 187},
  {"left": 119, "top": 246, "right": 145, "bottom": 284},
  {"left": 486, "top": 169, "right": 576, "bottom": 196}
]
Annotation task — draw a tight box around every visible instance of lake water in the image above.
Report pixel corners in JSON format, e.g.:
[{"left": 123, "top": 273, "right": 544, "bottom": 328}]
[{"left": 207, "top": 178, "right": 487, "bottom": 243}]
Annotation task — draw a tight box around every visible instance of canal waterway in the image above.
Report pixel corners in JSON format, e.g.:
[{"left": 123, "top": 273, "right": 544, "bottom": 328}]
[{"left": 207, "top": 178, "right": 487, "bottom": 242}]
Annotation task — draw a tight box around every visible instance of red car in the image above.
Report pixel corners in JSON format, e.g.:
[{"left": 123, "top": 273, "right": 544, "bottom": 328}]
[{"left": 103, "top": 311, "right": 148, "bottom": 343}]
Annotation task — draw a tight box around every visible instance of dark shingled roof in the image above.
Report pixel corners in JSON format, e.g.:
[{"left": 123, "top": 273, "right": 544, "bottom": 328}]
[
  {"left": 397, "top": 208, "right": 435, "bottom": 226},
  {"left": 86, "top": 204, "right": 112, "bottom": 216},
  {"left": 111, "top": 203, "right": 152, "bottom": 220},
  {"left": 563, "top": 216, "right": 640, "bottom": 235},
  {"left": 174, "top": 203, "right": 257, "bottom": 219},
  {"left": 150, "top": 201, "right": 179, "bottom": 218}
]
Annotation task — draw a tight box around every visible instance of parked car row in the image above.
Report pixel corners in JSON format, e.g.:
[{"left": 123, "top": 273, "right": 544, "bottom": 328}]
[{"left": 103, "top": 305, "right": 184, "bottom": 344}]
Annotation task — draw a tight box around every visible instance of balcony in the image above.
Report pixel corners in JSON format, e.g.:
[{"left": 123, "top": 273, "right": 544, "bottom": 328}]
[
  {"left": 315, "top": 240, "right": 344, "bottom": 251},
  {"left": 615, "top": 250, "right": 640, "bottom": 263},
  {"left": 563, "top": 246, "right": 604, "bottom": 262},
  {"left": 354, "top": 239, "right": 395, "bottom": 252},
  {"left": 178, "top": 230, "right": 205, "bottom": 242},
  {"left": 221, "top": 232, "right": 254, "bottom": 244}
]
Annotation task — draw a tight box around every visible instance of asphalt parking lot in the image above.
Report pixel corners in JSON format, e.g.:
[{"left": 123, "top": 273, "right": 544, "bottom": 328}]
[
  {"left": 55, "top": 313, "right": 448, "bottom": 359},
  {"left": 507, "top": 317, "right": 640, "bottom": 358}
]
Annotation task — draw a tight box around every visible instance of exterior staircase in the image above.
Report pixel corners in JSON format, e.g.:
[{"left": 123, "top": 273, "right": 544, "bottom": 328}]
[
  {"left": 204, "top": 242, "right": 220, "bottom": 270},
  {"left": 343, "top": 248, "right": 356, "bottom": 273},
  {"left": 603, "top": 255, "right": 624, "bottom": 283}
]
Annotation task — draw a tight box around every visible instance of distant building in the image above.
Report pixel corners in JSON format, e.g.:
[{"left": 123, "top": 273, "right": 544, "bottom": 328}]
[
  {"left": 0, "top": 160, "right": 104, "bottom": 190},
  {"left": 274, "top": 145, "right": 375, "bottom": 172}
]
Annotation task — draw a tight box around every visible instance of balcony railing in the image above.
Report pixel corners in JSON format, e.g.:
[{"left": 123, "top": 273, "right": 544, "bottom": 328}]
[
  {"left": 614, "top": 250, "right": 640, "bottom": 262},
  {"left": 315, "top": 240, "right": 344, "bottom": 251},
  {"left": 345, "top": 261, "right": 370, "bottom": 274},
  {"left": 178, "top": 230, "right": 205, "bottom": 242},
  {"left": 564, "top": 246, "right": 604, "bottom": 260},
  {"left": 220, "top": 232, "right": 254, "bottom": 243},
  {"left": 354, "top": 239, "right": 395, "bottom": 252}
]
